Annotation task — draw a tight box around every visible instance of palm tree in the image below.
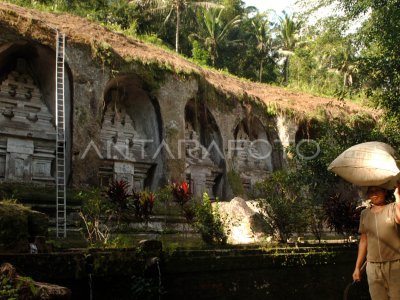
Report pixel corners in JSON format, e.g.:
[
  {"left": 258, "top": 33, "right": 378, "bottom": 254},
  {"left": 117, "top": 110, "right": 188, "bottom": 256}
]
[
  {"left": 251, "top": 13, "right": 273, "bottom": 82},
  {"left": 136, "top": 0, "right": 222, "bottom": 53},
  {"left": 189, "top": 7, "right": 241, "bottom": 66},
  {"left": 337, "top": 42, "right": 357, "bottom": 99},
  {"left": 277, "top": 11, "right": 301, "bottom": 85}
]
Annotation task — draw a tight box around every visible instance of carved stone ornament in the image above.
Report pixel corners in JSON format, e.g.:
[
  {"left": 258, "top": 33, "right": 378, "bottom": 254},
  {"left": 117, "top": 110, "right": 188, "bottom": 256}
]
[{"left": 2, "top": 109, "right": 14, "bottom": 119}]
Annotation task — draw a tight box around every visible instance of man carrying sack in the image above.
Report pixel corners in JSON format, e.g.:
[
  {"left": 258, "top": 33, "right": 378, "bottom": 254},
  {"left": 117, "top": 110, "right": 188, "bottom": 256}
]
[
  {"left": 352, "top": 184, "right": 400, "bottom": 299},
  {"left": 329, "top": 142, "right": 400, "bottom": 300}
]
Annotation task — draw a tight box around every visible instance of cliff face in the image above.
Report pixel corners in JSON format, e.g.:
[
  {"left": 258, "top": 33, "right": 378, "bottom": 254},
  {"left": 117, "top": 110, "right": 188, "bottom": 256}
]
[{"left": 0, "top": 3, "right": 378, "bottom": 199}]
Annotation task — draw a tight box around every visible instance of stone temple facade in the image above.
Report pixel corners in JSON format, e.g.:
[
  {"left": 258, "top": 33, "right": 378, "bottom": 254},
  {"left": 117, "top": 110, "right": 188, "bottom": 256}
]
[
  {"left": 0, "top": 28, "right": 300, "bottom": 200},
  {"left": 0, "top": 58, "right": 56, "bottom": 183}
]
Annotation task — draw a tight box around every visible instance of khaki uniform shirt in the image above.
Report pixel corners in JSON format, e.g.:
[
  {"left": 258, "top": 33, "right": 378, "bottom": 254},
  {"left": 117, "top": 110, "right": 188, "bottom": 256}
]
[{"left": 359, "top": 203, "right": 400, "bottom": 262}]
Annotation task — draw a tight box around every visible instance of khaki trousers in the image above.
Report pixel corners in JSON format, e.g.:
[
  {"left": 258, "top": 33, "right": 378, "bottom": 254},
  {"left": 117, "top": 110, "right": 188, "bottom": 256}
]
[{"left": 367, "top": 260, "right": 400, "bottom": 300}]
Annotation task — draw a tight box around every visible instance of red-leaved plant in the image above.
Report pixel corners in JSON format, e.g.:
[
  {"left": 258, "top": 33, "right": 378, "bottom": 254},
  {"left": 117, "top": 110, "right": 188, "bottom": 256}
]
[
  {"left": 106, "top": 179, "right": 130, "bottom": 210},
  {"left": 171, "top": 181, "right": 192, "bottom": 207},
  {"left": 141, "top": 191, "right": 155, "bottom": 221},
  {"left": 131, "top": 190, "right": 155, "bottom": 222}
]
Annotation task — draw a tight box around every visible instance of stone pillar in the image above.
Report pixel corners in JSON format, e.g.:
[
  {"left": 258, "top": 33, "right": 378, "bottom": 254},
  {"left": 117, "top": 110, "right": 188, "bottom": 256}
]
[{"left": 276, "top": 115, "right": 298, "bottom": 162}]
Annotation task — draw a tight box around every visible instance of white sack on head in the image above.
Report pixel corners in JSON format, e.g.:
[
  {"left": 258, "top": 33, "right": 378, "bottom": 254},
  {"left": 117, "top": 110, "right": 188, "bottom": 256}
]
[{"left": 328, "top": 141, "right": 400, "bottom": 188}]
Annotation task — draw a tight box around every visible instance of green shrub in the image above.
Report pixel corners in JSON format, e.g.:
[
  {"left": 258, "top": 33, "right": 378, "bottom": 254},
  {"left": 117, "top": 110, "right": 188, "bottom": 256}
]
[
  {"left": 255, "top": 171, "right": 311, "bottom": 242},
  {"left": 78, "top": 189, "right": 113, "bottom": 247},
  {"left": 129, "top": 191, "right": 155, "bottom": 222},
  {"left": 191, "top": 40, "right": 209, "bottom": 65},
  {"left": 227, "top": 170, "right": 245, "bottom": 197},
  {"left": 194, "top": 193, "right": 227, "bottom": 245}
]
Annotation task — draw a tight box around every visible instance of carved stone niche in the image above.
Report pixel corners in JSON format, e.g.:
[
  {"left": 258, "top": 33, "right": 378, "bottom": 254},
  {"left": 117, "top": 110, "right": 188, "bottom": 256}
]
[
  {"left": 232, "top": 119, "right": 271, "bottom": 192},
  {"left": 99, "top": 89, "right": 154, "bottom": 191},
  {"left": 0, "top": 58, "right": 56, "bottom": 183},
  {"left": 114, "top": 161, "right": 135, "bottom": 190},
  {"left": 32, "top": 147, "right": 55, "bottom": 181},
  {"left": 6, "top": 138, "right": 34, "bottom": 181},
  {"left": 98, "top": 160, "right": 153, "bottom": 192},
  {"left": 184, "top": 117, "right": 223, "bottom": 200},
  {"left": 184, "top": 99, "right": 225, "bottom": 200},
  {"left": 0, "top": 58, "right": 55, "bottom": 140}
]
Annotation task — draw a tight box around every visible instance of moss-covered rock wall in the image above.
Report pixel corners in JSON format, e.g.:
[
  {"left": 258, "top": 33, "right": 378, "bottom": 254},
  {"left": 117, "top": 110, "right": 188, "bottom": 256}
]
[{"left": 0, "top": 244, "right": 369, "bottom": 300}]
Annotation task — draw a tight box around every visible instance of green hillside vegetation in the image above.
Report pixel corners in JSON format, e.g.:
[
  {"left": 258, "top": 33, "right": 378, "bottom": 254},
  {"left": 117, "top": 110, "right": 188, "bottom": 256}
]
[
  {"left": 0, "top": 0, "right": 375, "bottom": 100},
  {"left": 4, "top": 1, "right": 399, "bottom": 144}
]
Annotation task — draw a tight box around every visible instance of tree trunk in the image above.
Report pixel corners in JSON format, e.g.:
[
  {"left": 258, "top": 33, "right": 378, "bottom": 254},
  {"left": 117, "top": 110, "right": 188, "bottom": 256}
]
[
  {"left": 210, "top": 45, "right": 216, "bottom": 66},
  {"left": 259, "top": 59, "right": 264, "bottom": 82},
  {"left": 341, "top": 71, "right": 348, "bottom": 99},
  {"left": 175, "top": 6, "right": 180, "bottom": 53},
  {"left": 284, "top": 55, "right": 289, "bottom": 86}
]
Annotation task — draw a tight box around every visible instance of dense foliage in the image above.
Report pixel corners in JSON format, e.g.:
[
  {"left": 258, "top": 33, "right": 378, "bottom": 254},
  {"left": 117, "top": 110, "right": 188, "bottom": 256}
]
[
  {"left": 5, "top": 0, "right": 400, "bottom": 117},
  {"left": 255, "top": 170, "right": 311, "bottom": 242},
  {"left": 194, "top": 192, "right": 227, "bottom": 245},
  {"left": 256, "top": 114, "right": 389, "bottom": 240},
  {"left": 6, "top": 0, "right": 400, "bottom": 120}
]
